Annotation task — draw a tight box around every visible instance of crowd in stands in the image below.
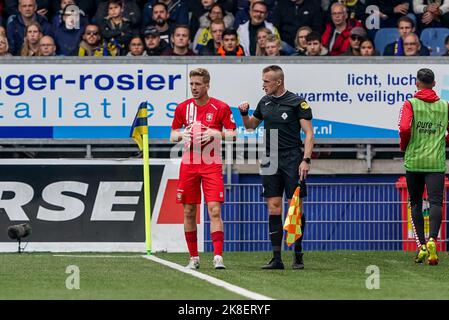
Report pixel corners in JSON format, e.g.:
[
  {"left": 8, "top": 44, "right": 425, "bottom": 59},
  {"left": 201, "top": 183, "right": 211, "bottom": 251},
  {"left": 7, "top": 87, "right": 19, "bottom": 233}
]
[{"left": 1, "top": 0, "right": 449, "bottom": 57}]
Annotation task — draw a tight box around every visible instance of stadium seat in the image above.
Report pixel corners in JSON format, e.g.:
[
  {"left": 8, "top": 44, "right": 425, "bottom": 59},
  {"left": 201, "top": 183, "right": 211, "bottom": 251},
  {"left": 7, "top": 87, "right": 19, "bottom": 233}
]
[
  {"left": 420, "top": 28, "right": 449, "bottom": 56},
  {"left": 374, "top": 28, "right": 399, "bottom": 55}
]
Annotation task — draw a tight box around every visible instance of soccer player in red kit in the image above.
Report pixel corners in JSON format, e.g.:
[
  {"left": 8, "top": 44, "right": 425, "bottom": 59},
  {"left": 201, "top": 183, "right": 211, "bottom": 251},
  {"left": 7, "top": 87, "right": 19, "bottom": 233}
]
[{"left": 170, "top": 68, "right": 237, "bottom": 269}]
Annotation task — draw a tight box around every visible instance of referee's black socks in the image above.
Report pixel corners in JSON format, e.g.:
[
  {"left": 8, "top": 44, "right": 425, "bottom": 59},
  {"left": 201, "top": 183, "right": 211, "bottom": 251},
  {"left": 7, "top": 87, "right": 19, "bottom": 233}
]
[{"left": 269, "top": 215, "right": 283, "bottom": 261}]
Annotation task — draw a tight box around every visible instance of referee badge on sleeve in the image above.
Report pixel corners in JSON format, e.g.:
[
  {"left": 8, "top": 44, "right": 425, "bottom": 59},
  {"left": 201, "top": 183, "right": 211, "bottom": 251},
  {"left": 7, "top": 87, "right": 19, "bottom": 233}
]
[{"left": 300, "top": 101, "right": 310, "bottom": 109}]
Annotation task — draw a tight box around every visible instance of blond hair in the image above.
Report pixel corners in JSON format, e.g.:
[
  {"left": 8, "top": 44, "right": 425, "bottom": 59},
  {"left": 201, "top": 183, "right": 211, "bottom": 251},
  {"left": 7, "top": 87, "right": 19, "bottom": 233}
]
[
  {"left": 189, "top": 68, "right": 210, "bottom": 84},
  {"left": 255, "top": 27, "right": 272, "bottom": 56},
  {"left": 20, "top": 22, "right": 43, "bottom": 56}
]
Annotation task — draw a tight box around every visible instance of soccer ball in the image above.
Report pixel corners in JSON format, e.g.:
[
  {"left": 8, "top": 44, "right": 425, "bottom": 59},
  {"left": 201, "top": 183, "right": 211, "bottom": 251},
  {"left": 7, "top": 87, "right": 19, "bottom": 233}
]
[{"left": 188, "top": 122, "right": 210, "bottom": 148}]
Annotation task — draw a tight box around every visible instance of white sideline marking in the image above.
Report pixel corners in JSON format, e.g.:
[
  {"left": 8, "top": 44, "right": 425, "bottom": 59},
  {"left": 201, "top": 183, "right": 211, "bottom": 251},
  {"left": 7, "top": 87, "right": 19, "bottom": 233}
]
[
  {"left": 53, "top": 255, "right": 141, "bottom": 258},
  {"left": 143, "top": 255, "right": 273, "bottom": 301}
]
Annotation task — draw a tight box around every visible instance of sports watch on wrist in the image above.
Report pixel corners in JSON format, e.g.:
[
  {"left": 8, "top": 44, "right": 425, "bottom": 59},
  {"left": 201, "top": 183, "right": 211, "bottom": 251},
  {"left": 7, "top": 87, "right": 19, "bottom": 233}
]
[{"left": 302, "top": 157, "right": 311, "bottom": 164}]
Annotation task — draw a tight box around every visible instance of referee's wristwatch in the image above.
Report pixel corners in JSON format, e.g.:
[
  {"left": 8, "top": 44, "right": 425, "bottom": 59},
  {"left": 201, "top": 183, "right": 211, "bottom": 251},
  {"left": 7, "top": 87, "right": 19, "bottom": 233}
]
[{"left": 302, "top": 157, "right": 311, "bottom": 164}]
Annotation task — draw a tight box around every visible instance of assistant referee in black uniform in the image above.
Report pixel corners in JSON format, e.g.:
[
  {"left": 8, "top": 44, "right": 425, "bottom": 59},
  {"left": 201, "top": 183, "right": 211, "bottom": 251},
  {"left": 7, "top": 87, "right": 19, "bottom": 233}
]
[{"left": 238, "top": 65, "right": 314, "bottom": 270}]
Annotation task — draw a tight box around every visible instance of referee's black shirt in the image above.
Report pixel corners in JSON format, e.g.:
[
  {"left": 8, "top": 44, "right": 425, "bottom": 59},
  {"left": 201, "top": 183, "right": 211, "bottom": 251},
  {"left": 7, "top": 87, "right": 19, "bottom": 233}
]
[{"left": 253, "top": 90, "right": 312, "bottom": 153}]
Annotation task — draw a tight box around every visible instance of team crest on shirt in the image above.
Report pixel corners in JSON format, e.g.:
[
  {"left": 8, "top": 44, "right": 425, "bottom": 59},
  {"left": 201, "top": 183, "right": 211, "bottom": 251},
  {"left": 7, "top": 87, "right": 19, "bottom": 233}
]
[
  {"left": 176, "top": 192, "right": 182, "bottom": 201},
  {"left": 281, "top": 112, "right": 288, "bottom": 120},
  {"left": 206, "top": 113, "right": 213, "bottom": 122},
  {"left": 300, "top": 101, "right": 310, "bottom": 109}
]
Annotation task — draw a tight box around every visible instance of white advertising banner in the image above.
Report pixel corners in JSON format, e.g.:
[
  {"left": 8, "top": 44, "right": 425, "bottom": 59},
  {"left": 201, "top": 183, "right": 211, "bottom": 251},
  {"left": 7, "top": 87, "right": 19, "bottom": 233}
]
[{"left": 0, "top": 63, "right": 445, "bottom": 139}]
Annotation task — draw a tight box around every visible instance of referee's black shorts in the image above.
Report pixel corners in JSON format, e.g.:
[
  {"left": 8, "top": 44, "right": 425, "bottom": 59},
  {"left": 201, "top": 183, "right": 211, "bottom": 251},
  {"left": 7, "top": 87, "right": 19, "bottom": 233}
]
[{"left": 260, "top": 148, "right": 302, "bottom": 199}]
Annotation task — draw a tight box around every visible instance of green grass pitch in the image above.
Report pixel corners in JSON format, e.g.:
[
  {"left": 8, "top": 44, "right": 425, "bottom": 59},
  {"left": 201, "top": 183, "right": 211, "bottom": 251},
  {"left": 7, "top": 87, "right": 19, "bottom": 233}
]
[{"left": 1, "top": 251, "right": 448, "bottom": 300}]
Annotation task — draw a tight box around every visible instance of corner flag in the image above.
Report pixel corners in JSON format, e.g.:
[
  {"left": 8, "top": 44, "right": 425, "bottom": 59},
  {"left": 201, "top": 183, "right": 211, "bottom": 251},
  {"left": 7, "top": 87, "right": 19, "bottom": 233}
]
[
  {"left": 130, "top": 102, "right": 148, "bottom": 151},
  {"left": 130, "top": 102, "right": 152, "bottom": 255}
]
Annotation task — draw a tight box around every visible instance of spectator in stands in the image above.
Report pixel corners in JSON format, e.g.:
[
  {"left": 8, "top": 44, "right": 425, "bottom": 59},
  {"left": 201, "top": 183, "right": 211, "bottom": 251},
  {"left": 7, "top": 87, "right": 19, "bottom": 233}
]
[
  {"left": 383, "top": 16, "right": 430, "bottom": 56},
  {"left": 188, "top": 0, "right": 238, "bottom": 18},
  {"left": 0, "top": 26, "right": 6, "bottom": 36},
  {"left": 414, "top": 0, "right": 449, "bottom": 30},
  {"left": 0, "top": 34, "right": 13, "bottom": 55},
  {"left": 233, "top": 0, "right": 275, "bottom": 29},
  {"left": 255, "top": 26, "right": 272, "bottom": 55},
  {"left": 199, "top": 18, "right": 225, "bottom": 55},
  {"left": 99, "top": 0, "right": 134, "bottom": 56},
  {"left": 126, "top": 35, "right": 147, "bottom": 55},
  {"left": 151, "top": 2, "right": 173, "bottom": 45},
  {"left": 217, "top": 27, "right": 245, "bottom": 55},
  {"left": 328, "top": 0, "right": 366, "bottom": 21},
  {"left": 403, "top": 32, "right": 424, "bottom": 56},
  {"left": 271, "top": 0, "right": 323, "bottom": 49},
  {"left": 51, "top": 0, "right": 88, "bottom": 30},
  {"left": 443, "top": 34, "right": 449, "bottom": 55},
  {"left": 321, "top": 2, "right": 362, "bottom": 56},
  {"left": 342, "top": 26, "right": 366, "bottom": 56},
  {"left": 190, "top": 0, "right": 216, "bottom": 39},
  {"left": 292, "top": 26, "right": 311, "bottom": 56},
  {"left": 360, "top": 38, "right": 379, "bottom": 56},
  {"left": 53, "top": 3, "right": 86, "bottom": 55},
  {"left": 193, "top": 3, "right": 234, "bottom": 54},
  {"left": 306, "top": 30, "right": 328, "bottom": 56},
  {"left": 94, "top": 0, "right": 141, "bottom": 28},
  {"left": 264, "top": 33, "right": 283, "bottom": 56},
  {"left": 143, "top": 24, "right": 169, "bottom": 55},
  {"left": 142, "top": 0, "right": 189, "bottom": 28},
  {"left": 6, "top": 0, "right": 52, "bottom": 55},
  {"left": 237, "top": 0, "right": 279, "bottom": 56},
  {"left": 19, "top": 21, "right": 42, "bottom": 55},
  {"left": 5, "top": 0, "right": 51, "bottom": 19},
  {"left": 37, "top": 34, "right": 56, "bottom": 55},
  {"left": 161, "top": 24, "right": 196, "bottom": 55},
  {"left": 365, "top": 1, "right": 415, "bottom": 28},
  {"left": 78, "top": 23, "right": 118, "bottom": 56}
]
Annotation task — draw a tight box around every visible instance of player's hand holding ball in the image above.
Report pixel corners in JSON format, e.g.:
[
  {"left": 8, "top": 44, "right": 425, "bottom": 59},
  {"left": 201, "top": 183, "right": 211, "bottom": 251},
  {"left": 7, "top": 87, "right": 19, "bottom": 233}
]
[{"left": 183, "top": 124, "right": 193, "bottom": 143}]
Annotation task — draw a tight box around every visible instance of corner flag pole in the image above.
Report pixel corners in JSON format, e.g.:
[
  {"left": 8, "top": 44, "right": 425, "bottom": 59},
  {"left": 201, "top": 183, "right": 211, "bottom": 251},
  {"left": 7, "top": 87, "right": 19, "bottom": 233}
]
[
  {"left": 130, "top": 102, "right": 152, "bottom": 256},
  {"left": 142, "top": 133, "right": 152, "bottom": 255}
]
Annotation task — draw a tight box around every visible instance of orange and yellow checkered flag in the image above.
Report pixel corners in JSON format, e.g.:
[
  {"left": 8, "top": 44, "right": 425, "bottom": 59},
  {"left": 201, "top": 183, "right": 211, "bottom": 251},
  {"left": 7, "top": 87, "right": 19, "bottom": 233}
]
[{"left": 283, "top": 186, "right": 303, "bottom": 246}]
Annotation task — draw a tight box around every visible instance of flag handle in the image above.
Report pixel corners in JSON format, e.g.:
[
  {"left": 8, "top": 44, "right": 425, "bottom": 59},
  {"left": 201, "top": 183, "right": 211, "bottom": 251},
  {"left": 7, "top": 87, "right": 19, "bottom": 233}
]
[{"left": 142, "top": 133, "right": 152, "bottom": 255}]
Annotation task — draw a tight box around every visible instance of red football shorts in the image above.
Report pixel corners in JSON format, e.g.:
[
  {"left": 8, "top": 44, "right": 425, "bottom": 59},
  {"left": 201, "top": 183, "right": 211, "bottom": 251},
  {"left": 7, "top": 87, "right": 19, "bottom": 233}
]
[{"left": 176, "top": 163, "right": 224, "bottom": 204}]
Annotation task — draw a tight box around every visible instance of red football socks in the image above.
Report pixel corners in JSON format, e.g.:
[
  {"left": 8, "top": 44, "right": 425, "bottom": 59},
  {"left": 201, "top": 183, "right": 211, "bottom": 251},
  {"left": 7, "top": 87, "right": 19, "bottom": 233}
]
[
  {"left": 185, "top": 231, "right": 198, "bottom": 257},
  {"left": 211, "top": 231, "right": 224, "bottom": 256}
]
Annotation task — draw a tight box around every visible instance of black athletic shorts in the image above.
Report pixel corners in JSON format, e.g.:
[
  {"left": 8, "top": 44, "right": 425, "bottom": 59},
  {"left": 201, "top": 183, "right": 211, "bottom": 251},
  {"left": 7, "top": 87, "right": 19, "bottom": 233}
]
[{"left": 260, "top": 148, "right": 302, "bottom": 199}]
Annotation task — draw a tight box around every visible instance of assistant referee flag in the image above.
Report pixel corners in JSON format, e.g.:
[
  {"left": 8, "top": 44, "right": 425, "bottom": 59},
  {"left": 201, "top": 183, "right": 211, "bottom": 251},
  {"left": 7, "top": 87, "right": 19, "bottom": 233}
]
[
  {"left": 283, "top": 186, "right": 303, "bottom": 246},
  {"left": 130, "top": 102, "right": 148, "bottom": 150}
]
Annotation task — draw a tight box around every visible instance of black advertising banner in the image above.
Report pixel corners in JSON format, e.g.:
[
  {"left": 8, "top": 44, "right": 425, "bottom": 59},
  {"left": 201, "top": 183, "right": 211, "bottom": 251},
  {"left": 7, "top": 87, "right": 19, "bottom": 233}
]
[{"left": 0, "top": 162, "right": 164, "bottom": 242}]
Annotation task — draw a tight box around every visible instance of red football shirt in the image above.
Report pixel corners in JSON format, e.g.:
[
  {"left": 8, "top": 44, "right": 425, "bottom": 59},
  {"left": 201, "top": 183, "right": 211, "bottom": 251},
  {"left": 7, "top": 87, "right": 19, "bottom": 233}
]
[{"left": 172, "top": 97, "right": 236, "bottom": 164}]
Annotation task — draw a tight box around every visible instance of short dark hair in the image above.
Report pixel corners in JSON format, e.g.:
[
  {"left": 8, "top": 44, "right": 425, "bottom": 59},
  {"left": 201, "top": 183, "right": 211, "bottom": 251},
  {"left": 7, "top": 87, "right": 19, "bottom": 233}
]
[
  {"left": 397, "top": 16, "right": 414, "bottom": 28},
  {"left": 250, "top": 0, "right": 268, "bottom": 11},
  {"left": 172, "top": 24, "right": 190, "bottom": 37},
  {"left": 108, "top": 0, "right": 123, "bottom": 7},
  {"left": 84, "top": 23, "right": 100, "bottom": 33},
  {"left": 306, "top": 31, "right": 321, "bottom": 43},
  {"left": 153, "top": 2, "right": 168, "bottom": 12},
  {"left": 222, "top": 28, "right": 238, "bottom": 38},
  {"left": 417, "top": 68, "right": 435, "bottom": 85}
]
